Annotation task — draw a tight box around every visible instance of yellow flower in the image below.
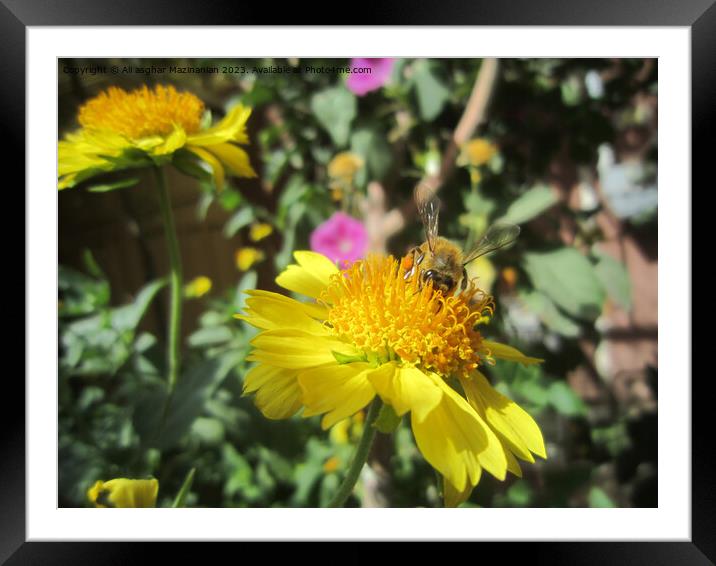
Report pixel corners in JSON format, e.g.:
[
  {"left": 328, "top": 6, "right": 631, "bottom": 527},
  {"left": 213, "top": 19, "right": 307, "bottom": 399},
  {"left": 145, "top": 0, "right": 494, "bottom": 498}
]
[
  {"left": 58, "top": 84, "right": 256, "bottom": 191},
  {"left": 466, "top": 255, "right": 496, "bottom": 294},
  {"left": 236, "top": 247, "right": 265, "bottom": 271},
  {"left": 249, "top": 223, "right": 274, "bottom": 242},
  {"left": 458, "top": 138, "right": 498, "bottom": 168},
  {"left": 327, "top": 152, "right": 364, "bottom": 185},
  {"left": 323, "top": 456, "right": 342, "bottom": 474},
  {"left": 239, "top": 251, "right": 546, "bottom": 506},
  {"left": 330, "top": 411, "right": 365, "bottom": 445},
  {"left": 184, "top": 275, "right": 212, "bottom": 298},
  {"left": 87, "top": 478, "right": 158, "bottom": 508}
]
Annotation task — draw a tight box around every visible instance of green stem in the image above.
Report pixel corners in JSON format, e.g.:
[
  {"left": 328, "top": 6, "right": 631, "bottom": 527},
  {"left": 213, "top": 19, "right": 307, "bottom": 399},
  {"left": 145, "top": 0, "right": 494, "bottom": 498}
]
[
  {"left": 326, "top": 399, "right": 383, "bottom": 508},
  {"left": 154, "top": 166, "right": 183, "bottom": 393}
]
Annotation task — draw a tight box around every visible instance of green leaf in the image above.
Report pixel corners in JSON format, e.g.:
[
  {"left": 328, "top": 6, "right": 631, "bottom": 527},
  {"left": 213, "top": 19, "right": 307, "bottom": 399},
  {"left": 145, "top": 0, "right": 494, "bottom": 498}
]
[
  {"left": 499, "top": 184, "right": 558, "bottom": 224},
  {"left": 110, "top": 278, "right": 168, "bottom": 333},
  {"left": 171, "top": 468, "right": 196, "bottom": 508},
  {"left": 593, "top": 248, "right": 633, "bottom": 311},
  {"left": 310, "top": 86, "right": 357, "bottom": 146},
  {"left": 223, "top": 207, "right": 255, "bottom": 238},
  {"left": 86, "top": 177, "right": 140, "bottom": 193},
  {"left": 134, "top": 357, "right": 233, "bottom": 450},
  {"left": 374, "top": 403, "right": 402, "bottom": 434},
  {"left": 332, "top": 351, "right": 367, "bottom": 365},
  {"left": 413, "top": 60, "right": 450, "bottom": 121},
  {"left": 523, "top": 249, "right": 606, "bottom": 321},
  {"left": 188, "top": 326, "right": 234, "bottom": 347},
  {"left": 520, "top": 290, "right": 581, "bottom": 338},
  {"left": 588, "top": 486, "right": 616, "bottom": 508},
  {"left": 350, "top": 127, "right": 392, "bottom": 183},
  {"left": 463, "top": 192, "right": 497, "bottom": 216},
  {"left": 172, "top": 149, "right": 213, "bottom": 182},
  {"left": 548, "top": 381, "right": 587, "bottom": 417}
]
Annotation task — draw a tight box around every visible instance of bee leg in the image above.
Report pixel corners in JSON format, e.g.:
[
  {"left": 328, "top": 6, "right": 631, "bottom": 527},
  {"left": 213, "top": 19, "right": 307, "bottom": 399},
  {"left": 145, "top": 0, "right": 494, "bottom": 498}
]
[
  {"left": 404, "top": 266, "right": 416, "bottom": 280},
  {"left": 461, "top": 267, "right": 468, "bottom": 291}
]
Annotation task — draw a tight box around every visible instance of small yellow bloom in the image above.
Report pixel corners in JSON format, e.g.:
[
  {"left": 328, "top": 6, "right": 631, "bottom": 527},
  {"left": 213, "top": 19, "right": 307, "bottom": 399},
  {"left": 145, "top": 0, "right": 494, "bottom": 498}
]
[
  {"left": 327, "top": 152, "right": 364, "bottom": 184},
  {"left": 87, "top": 478, "right": 158, "bottom": 508},
  {"left": 466, "top": 256, "right": 496, "bottom": 294},
  {"left": 59, "top": 84, "right": 256, "bottom": 191},
  {"left": 236, "top": 247, "right": 265, "bottom": 271},
  {"left": 323, "top": 456, "right": 341, "bottom": 474},
  {"left": 249, "top": 223, "right": 274, "bottom": 242},
  {"left": 330, "top": 412, "right": 365, "bottom": 445},
  {"left": 239, "top": 251, "right": 546, "bottom": 506},
  {"left": 184, "top": 275, "right": 212, "bottom": 298},
  {"left": 458, "top": 138, "right": 498, "bottom": 168},
  {"left": 330, "top": 185, "right": 344, "bottom": 202},
  {"left": 502, "top": 266, "right": 519, "bottom": 289}
]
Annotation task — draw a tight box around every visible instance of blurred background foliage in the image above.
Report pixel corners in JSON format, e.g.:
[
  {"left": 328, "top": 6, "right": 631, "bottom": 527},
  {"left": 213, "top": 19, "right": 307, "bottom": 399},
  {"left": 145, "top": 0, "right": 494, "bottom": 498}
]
[{"left": 58, "top": 57, "right": 657, "bottom": 508}]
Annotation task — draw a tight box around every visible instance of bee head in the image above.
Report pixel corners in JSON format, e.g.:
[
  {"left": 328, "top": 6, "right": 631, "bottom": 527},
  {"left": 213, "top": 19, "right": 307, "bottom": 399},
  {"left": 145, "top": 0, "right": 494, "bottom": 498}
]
[{"left": 422, "top": 269, "right": 454, "bottom": 295}]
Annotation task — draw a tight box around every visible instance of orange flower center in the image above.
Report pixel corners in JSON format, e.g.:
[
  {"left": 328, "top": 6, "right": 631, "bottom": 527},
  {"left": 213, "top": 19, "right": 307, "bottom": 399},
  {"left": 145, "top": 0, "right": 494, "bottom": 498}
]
[
  {"left": 321, "top": 255, "right": 494, "bottom": 378},
  {"left": 78, "top": 85, "right": 204, "bottom": 139}
]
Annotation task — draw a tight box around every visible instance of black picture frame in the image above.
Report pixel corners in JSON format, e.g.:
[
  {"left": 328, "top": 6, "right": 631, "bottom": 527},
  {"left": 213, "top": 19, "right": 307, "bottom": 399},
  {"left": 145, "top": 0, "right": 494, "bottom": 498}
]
[{"left": 7, "top": 0, "right": 710, "bottom": 563}]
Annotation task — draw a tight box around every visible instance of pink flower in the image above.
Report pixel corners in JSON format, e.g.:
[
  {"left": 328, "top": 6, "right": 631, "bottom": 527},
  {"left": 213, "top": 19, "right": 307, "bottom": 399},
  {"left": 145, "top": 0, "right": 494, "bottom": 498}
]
[
  {"left": 310, "top": 212, "right": 368, "bottom": 267},
  {"left": 346, "top": 58, "right": 395, "bottom": 96}
]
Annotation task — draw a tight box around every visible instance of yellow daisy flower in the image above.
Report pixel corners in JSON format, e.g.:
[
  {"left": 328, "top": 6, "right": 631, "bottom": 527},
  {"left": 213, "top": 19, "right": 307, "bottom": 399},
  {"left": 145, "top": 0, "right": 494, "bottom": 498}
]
[
  {"left": 87, "top": 478, "right": 158, "bottom": 508},
  {"left": 458, "top": 138, "right": 498, "bottom": 168},
  {"left": 249, "top": 222, "right": 274, "bottom": 242},
  {"left": 239, "top": 251, "right": 546, "bottom": 506},
  {"left": 183, "top": 275, "right": 212, "bottom": 298},
  {"left": 327, "top": 152, "right": 364, "bottom": 185},
  {"left": 235, "top": 247, "right": 265, "bottom": 271},
  {"left": 58, "top": 84, "right": 256, "bottom": 190}
]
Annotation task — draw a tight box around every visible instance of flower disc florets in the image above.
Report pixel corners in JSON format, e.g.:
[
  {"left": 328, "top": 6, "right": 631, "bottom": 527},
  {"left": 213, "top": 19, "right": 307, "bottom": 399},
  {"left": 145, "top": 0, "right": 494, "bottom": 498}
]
[
  {"left": 78, "top": 84, "right": 205, "bottom": 139},
  {"left": 321, "top": 254, "right": 494, "bottom": 378}
]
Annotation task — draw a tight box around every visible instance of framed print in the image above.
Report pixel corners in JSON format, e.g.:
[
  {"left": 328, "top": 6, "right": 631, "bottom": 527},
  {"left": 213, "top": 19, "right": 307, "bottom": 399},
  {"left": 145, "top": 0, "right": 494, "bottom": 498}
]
[{"left": 6, "top": 0, "right": 711, "bottom": 563}]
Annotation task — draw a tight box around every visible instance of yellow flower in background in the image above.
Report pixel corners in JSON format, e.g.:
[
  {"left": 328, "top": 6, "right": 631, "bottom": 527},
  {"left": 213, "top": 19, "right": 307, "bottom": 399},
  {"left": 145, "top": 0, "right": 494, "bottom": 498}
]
[
  {"left": 327, "top": 152, "right": 364, "bottom": 185},
  {"left": 58, "top": 84, "right": 256, "bottom": 190},
  {"left": 323, "top": 456, "right": 342, "bottom": 474},
  {"left": 249, "top": 223, "right": 274, "bottom": 242},
  {"left": 87, "top": 478, "right": 158, "bottom": 508},
  {"left": 238, "top": 251, "right": 546, "bottom": 506},
  {"left": 466, "top": 255, "right": 497, "bottom": 294},
  {"left": 236, "top": 247, "right": 265, "bottom": 271},
  {"left": 183, "top": 275, "right": 212, "bottom": 299},
  {"left": 330, "top": 411, "right": 365, "bottom": 445},
  {"left": 458, "top": 138, "right": 498, "bottom": 168},
  {"left": 329, "top": 185, "right": 344, "bottom": 202}
]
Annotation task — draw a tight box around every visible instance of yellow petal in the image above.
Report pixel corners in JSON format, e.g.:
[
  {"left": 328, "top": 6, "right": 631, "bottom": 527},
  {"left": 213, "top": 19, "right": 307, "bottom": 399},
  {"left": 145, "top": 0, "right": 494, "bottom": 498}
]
[
  {"left": 367, "top": 364, "right": 442, "bottom": 423},
  {"left": 411, "top": 374, "right": 507, "bottom": 492},
  {"left": 248, "top": 329, "right": 355, "bottom": 369},
  {"left": 483, "top": 340, "right": 544, "bottom": 365},
  {"left": 186, "top": 145, "right": 226, "bottom": 190},
  {"left": 206, "top": 142, "right": 256, "bottom": 178},
  {"left": 187, "top": 104, "right": 252, "bottom": 146},
  {"left": 88, "top": 478, "right": 158, "bottom": 508},
  {"left": 235, "top": 247, "right": 264, "bottom": 271},
  {"left": 443, "top": 471, "right": 479, "bottom": 508},
  {"left": 249, "top": 223, "right": 274, "bottom": 242},
  {"left": 298, "top": 362, "right": 375, "bottom": 429},
  {"left": 466, "top": 371, "right": 547, "bottom": 460},
  {"left": 242, "top": 289, "right": 328, "bottom": 320},
  {"left": 275, "top": 251, "right": 339, "bottom": 299},
  {"left": 237, "top": 292, "right": 328, "bottom": 335},
  {"left": 144, "top": 124, "right": 187, "bottom": 155},
  {"left": 243, "top": 364, "right": 302, "bottom": 419}
]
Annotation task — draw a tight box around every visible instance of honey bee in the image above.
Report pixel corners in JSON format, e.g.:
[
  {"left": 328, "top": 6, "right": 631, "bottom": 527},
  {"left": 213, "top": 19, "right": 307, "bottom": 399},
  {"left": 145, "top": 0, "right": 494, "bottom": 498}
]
[{"left": 403, "top": 183, "right": 520, "bottom": 296}]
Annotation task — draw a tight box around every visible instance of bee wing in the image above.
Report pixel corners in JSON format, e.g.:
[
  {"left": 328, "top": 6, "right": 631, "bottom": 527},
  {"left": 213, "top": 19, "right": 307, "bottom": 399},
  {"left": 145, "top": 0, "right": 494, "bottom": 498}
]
[
  {"left": 414, "top": 181, "right": 440, "bottom": 252},
  {"left": 462, "top": 223, "right": 521, "bottom": 265}
]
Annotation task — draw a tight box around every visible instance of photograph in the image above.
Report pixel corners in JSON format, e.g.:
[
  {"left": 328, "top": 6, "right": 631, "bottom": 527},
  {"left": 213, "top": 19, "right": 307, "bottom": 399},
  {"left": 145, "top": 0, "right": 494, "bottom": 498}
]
[{"left": 57, "top": 56, "right": 658, "bottom": 510}]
